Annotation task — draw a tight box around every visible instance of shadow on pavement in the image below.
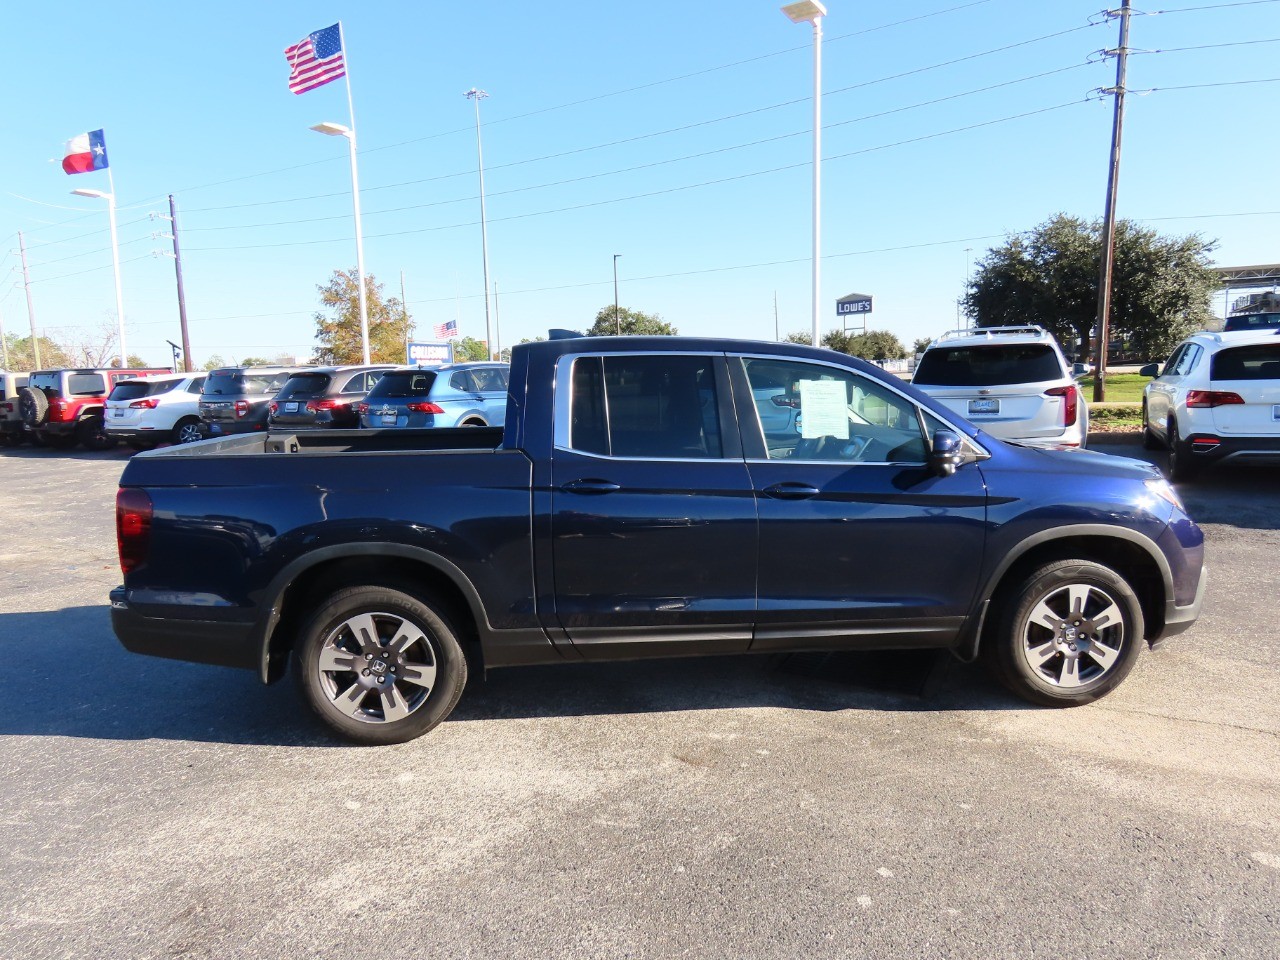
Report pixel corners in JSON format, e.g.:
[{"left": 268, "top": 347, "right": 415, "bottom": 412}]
[
  {"left": 0, "top": 444, "right": 135, "bottom": 463},
  {"left": 0, "top": 605, "right": 1025, "bottom": 746}
]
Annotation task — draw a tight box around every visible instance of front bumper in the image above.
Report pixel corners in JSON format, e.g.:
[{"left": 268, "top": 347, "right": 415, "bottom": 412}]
[{"left": 110, "top": 586, "right": 259, "bottom": 671}]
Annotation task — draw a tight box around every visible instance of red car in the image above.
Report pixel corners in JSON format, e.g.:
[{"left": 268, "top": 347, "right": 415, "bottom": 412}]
[{"left": 21, "top": 367, "right": 171, "bottom": 450}]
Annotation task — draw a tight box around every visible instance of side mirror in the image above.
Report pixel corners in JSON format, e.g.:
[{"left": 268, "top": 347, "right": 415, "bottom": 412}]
[
  {"left": 930, "top": 429, "right": 964, "bottom": 478},
  {"left": 1071, "top": 362, "right": 1092, "bottom": 380},
  {"left": 1139, "top": 363, "right": 1160, "bottom": 378}
]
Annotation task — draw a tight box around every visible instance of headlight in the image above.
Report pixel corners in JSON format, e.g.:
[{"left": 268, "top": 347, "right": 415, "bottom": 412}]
[{"left": 1144, "top": 478, "right": 1184, "bottom": 511}]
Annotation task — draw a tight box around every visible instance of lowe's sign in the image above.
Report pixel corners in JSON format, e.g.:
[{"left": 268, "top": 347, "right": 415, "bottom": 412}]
[
  {"left": 407, "top": 341, "right": 454, "bottom": 365},
  {"left": 836, "top": 293, "right": 873, "bottom": 317}
]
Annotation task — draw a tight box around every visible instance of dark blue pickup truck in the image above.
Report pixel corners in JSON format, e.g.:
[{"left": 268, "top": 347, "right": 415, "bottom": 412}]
[{"left": 111, "top": 336, "right": 1206, "bottom": 743}]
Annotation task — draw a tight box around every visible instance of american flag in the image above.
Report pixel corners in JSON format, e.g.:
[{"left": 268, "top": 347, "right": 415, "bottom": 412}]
[
  {"left": 434, "top": 319, "right": 458, "bottom": 340},
  {"left": 284, "top": 24, "right": 346, "bottom": 95}
]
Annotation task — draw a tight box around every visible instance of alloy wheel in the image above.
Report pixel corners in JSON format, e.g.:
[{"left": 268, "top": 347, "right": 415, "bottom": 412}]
[
  {"left": 1019, "top": 582, "right": 1126, "bottom": 689},
  {"left": 314, "top": 611, "right": 439, "bottom": 725}
]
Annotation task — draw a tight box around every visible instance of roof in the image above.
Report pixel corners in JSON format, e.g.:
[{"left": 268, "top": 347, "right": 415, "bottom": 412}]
[
  {"left": 1186, "top": 329, "right": 1280, "bottom": 348},
  {"left": 928, "top": 325, "right": 1055, "bottom": 347}
]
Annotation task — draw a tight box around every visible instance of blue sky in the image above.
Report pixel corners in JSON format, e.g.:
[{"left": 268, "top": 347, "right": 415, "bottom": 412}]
[{"left": 2, "top": 0, "right": 1278, "bottom": 366}]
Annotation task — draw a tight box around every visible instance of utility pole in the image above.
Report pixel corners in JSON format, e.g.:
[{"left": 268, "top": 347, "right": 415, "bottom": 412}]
[
  {"left": 774, "top": 290, "right": 780, "bottom": 341},
  {"left": 493, "top": 281, "right": 502, "bottom": 360},
  {"left": 401, "top": 269, "right": 410, "bottom": 361},
  {"left": 613, "top": 254, "right": 621, "bottom": 334},
  {"left": 465, "top": 88, "right": 494, "bottom": 360},
  {"left": 169, "top": 196, "right": 192, "bottom": 371},
  {"left": 17, "top": 232, "right": 40, "bottom": 369},
  {"left": 1092, "top": 0, "right": 1131, "bottom": 403},
  {"left": 0, "top": 301, "right": 10, "bottom": 370}
]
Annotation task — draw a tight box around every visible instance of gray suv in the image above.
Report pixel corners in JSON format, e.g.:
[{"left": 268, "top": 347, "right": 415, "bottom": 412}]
[{"left": 199, "top": 366, "right": 309, "bottom": 437}]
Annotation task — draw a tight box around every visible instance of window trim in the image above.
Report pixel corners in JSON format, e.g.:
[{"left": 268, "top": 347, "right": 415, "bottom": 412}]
[{"left": 552, "top": 351, "right": 739, "bottom": 462}]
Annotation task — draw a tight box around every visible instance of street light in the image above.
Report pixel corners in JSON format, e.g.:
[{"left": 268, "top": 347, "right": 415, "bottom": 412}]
[
  {"left": 311, "top": 121, "right": 370, "bottom": 364},
  {"left": 465, "top": 89, "right": 494, "bottom": 360},
  {"left": 781, "top": 0, "right": 827, "bottom": 349},
  {"left": 72, "top": 187, "right": 128, "bottom": 365},
  {"left": 613, "top": 254, "right": 622, "bottom": 334}
]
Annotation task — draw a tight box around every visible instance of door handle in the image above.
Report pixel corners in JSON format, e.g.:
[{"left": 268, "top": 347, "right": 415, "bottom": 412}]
[
  {"left": 763, "top": 482, "right": 820, "bottom": 500},
  {"left": 560, "top": 479, "right": 621, "bottom": 495}
]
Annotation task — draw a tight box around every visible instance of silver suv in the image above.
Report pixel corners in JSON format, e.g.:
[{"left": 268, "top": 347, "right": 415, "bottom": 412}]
[{"left": 912, "top": 326, "right": 1088, "bottom": 448}]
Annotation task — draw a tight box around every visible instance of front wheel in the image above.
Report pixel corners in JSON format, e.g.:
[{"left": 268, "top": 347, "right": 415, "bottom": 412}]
[
  {"left": 294, "top": 585, "right": 468, "bottom": 745},
  {"left": 984, "top": 559, "right": 1144, "bottom": 707},
  {"left": 1165, "top": 418, "right": 1198, "bottom": 482},
  {"left": 1141, "top": 402, "right": 1160, "bottom": 450}
]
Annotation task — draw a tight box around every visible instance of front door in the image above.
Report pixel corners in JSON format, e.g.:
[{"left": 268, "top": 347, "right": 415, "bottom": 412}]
[
  {"left": 732, "top": 355, "right": 988, "bottom": 652},
  {"left": 549, "top": 352, "right": 756, "bottom": 659}
]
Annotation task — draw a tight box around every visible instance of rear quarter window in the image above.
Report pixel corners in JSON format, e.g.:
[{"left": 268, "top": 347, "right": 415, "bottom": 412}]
[
  {"left": 67, "top": 373, "right": 107, "bottom": 396},
  {"left": 914, "top": 344, "right": 1064, "bottom": 386}
]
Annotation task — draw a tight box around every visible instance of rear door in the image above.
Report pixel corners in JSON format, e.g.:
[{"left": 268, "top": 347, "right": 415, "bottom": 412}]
[
  {"left": 735, "top": 355, "right": 988, "bottom": 651},
  {"left": 548, "top": 352, "right": 756, "bottom": 658},
  {"left": 1209, "top": 343, "right": 1280, "bottom": 436}
]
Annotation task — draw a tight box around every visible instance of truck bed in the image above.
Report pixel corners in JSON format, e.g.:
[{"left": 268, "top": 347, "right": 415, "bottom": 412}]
[{"left": 139, "top": 426, "right": 506, "bottom": 458}]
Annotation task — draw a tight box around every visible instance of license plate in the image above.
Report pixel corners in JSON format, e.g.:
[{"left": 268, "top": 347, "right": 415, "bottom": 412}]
[
  {"left": 285, "top": 402, "right": 299, "bottom": 413},
  {"left": 112, "top": 410, "right": 124, "bottom": 418},
  {"left": 1273, "top": 404, "right": 1280, "bottom": 421},
  {"left": 381, "top": 413, "right": 397, "bottom": 425},
  {"left": 968, "top": 398, "right": 1000, "bottom": 415}
]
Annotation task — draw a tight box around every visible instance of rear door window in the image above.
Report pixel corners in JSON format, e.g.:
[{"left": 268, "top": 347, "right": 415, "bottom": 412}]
[
  {"left": 913, "top": 345, "right": 1063, "bottom": 386},
  {"left": 568, "top": 355, "right": 722, "bottom": 459},
  {"left": 1211, "top": 344, "right": 1280, "bottom": 381},
  {"left": 67, "top": 373, "right": 107, "bottom": 396}
]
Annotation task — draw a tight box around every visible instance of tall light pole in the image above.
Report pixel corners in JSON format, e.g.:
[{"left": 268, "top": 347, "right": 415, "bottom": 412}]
[
  {"left": 782, "top": 1, "right": 827, "bottom": 349},
  {"left": 311, "top": 121, "right": 370, "bottom": 364},
  {"left": 465, "top": 88, "right": 494, "bottom": 360},
  {"left": 613, "top": 254, "right": 622, "bottom": 334},
  {"left": 72, "top": 187, "right": 127, "bottom": 365}
]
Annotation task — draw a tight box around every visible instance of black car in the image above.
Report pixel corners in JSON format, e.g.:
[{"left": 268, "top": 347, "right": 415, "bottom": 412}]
[
  {"left": 199, "top": 366, "right": 308, "bottom": 437},
  {"left": 268, "top": 365, "right": 394, "bottom": 430}
]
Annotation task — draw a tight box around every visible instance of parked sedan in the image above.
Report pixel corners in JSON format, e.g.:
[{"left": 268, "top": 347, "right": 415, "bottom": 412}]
[
  {"left": 357, "top": 362, "right": 509, "bottom": 429},
  {"left": 1141, "top": 329, "right": 1280, "bottom": 480},
  {"left": 268, "top": 365, "right": 394, "bottom": 430}
]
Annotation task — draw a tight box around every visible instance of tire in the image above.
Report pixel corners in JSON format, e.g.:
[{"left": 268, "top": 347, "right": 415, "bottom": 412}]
[
  {"left": 76, "top": 416, "right": 118, "bottom": 451},
  {"left": 1165, "top": 418, "right": 1198, "bottom": 482},
  {"left": 461, "top": 418, "right": 486, "bottom": 427},
  {"left": 983, "top": 559, "right": 1144, "bottom": 707},
  {"left": 294, "top": 585, "right": 468, "bottom": 745},
  {"left": 0, "top": 431, "right": 23, "bottom": 448},
  {"left": 1141, "top": 402, "right": 1160, "bottom": 450},
  {"left": 18, "top": 387, "right": 48, "bottom": 428},
  {"left": 172, "top": 417, "right": 204, "bottom": 445}
]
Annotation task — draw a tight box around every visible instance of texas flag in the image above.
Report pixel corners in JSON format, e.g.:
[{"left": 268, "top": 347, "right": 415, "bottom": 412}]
[{"left": 62, "top": 130, "right": 109, "bottom": 175}]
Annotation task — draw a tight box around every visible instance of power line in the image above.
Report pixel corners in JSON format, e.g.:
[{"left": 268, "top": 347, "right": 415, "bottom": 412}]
[
  {"left": 1149, "top": 0, "right": 1280, "bottom": 12},
  {"left": 1130, "top": 76, "right": 1280, "bottom": 93},
  {"left": 1130, "top": 36, "right": 1280, "bottom": 54},
  {"left": 28, "top": 255, "right": 151, "bottom": 285}
]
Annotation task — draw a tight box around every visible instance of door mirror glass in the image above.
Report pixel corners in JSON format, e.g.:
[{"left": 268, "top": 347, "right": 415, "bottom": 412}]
[
  {"left": 929, "top": 429, "right": 963, "bottom": 477},
  {"left": 1139, "top": 363, "right": 1160, "bottom": 378}
]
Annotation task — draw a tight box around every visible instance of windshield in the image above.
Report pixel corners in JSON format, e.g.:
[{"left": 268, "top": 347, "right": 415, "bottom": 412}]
[
  {"left": 914, "top": 344, "right": 1063, "bottom": 386},
  {"left": 367, "top": 370, "right": 437, "bottom": 398},
  {"left": 1223, "top": 313, "right": 1280, "bottom": 332},
  {"left": 276, "top": 373, "right": 332, "bottom": 399}
]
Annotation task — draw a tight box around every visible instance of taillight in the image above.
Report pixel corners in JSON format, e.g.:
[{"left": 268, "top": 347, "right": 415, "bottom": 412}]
[
  {"left": 1186, "top": 390, "right": 1244, "bottom": 408},
  {"left": 306, "top": 399, "right": 345, "bottom": 412},
  {"left": 405, "top": 402, "right": 445, "bottom": 413},
  {"left": 356, "top": 403, "right": 369, "bottom": 415},
  {"left": 1045, "top": 385, "right": 1079, "bottom": 427},
  {"left": 269, "top": 402, "right": 278, "bottom": 415},
  {"left": 116, "top": 488, "right": 153, "bottom": 575},
  {"left": 128, "top": 398, "right": 158, "bottom": 409},
  {"left": 49, "top": 398, "right": 70, "bottom": 421},
  {"left": 0, "top": 402, "right": 11, "bottom": 413},
  {"left": 234, "top": 400, "right": 251, "bottom": 418}
]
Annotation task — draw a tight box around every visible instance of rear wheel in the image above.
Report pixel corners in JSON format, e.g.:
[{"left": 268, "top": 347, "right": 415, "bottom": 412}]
[
  {"left": 461, "top": 418, "right": 487, "bottom": 427},
  {"left": 1141, "top": 402, "right": 1160, "bottom": 450},
  {"left": 172, "top": 417, "right": 204, "bottom": 444},
  {"left": 984, "top": 559, "right": 1144, "bottom": 707},
  {"left": 76, "top": 416, "right": 118, "bottom": 451},
  {"left": 294, "top": 585, "right": 468, "bottom": 745}
]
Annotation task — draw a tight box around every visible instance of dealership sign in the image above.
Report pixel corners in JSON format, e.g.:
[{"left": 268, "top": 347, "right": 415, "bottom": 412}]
[
  {"left": 407, "top": 341, "right": 454, "bottom": 365},
  {"left": 836, "top": 292, "right": 873, "bottom": 317}
]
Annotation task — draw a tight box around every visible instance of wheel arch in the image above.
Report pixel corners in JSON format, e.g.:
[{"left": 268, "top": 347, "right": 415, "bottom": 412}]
[
  {"left": 964, "top": 526, "right": 1172, "bottom": 659},
  {"left": 255, "top": 544, "right": 489, "bottom": 684}
]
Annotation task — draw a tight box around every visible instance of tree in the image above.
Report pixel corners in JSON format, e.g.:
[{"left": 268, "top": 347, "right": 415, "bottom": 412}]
[
  {"left": 239, "top": 357, "right": 271, "bottom": 367},
  {"left": 313, "top": 269, "right": 411, "bottom": 364},
  {"left": 203, "top": 354, "right": 226, "bottom": 371},
  {"left": 586, "top": 305, "right": 677, "bottom": 337},
  {"left": 912, "top": 336, "right": 933, "bottom": 355},
  {"left": 3, "top": 334, "right": 73, "bottom": 371},
  {"left": 782, "top": 329, "right": 906, "bottom": 361},
  {"left": 450, "top": 337, "right": 489, "bottom": 362},
  {"left": 964, "top": 214, "right": 1218, "bottom": 361},
  {"left": 783, "top": 331, "right": 812, "bottom": 345}
]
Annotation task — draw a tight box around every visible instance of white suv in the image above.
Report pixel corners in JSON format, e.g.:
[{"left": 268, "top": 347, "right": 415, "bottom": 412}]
[
  {"left": 105, "top": 372, "right": 207, "bottom": 449},
  {"left": 912, "top": 326, "right": 1088, "bottom": 448},
  {"left": 1141, "top": 329, "right": 1280, "bottom": 480}
]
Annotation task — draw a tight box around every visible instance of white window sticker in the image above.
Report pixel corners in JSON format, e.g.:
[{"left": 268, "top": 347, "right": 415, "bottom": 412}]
[{"left": 799, "top": 379, "right": 849, "bottom": 440}]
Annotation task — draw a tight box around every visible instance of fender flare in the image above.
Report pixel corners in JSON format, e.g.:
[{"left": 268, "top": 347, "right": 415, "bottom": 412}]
[
  {"left": 252, "top": 542, "right": 492, "bottom": 682},
  {"left": 956, "top": 523, "right": 1174, "bottom": 661}
]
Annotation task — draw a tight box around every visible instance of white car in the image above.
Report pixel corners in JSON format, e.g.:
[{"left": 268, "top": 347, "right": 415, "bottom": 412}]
[
  {"left": 1141, "top": 329, "right": 1280, "bottom": 480},
  {"left": 911, "top": 326, "right": 1088, "bottom": 448},
  {"left": 105, "top": 372, "right": 207, "bottom": 449}
]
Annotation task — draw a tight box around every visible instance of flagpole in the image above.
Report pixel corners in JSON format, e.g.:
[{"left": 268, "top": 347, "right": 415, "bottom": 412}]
[
  {"left": 105, "top": 166, "right": 127, "bottom": 366},
  {"left": 337, "top": 20, "right": 370, "bottom": 364}
]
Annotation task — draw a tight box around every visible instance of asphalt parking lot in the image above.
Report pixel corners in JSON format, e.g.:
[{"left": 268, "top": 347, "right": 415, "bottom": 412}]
[{"left": 1, "top": 440, "right": 1277, "bottom": 959}]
